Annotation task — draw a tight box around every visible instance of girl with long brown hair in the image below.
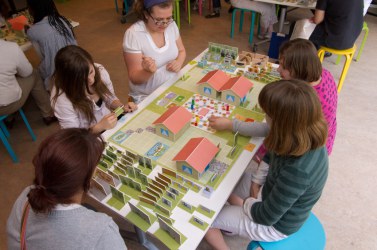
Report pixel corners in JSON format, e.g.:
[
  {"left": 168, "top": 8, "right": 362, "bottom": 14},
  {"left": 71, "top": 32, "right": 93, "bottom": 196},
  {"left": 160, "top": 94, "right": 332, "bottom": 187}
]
[{"left": 51, "top": 45, "right": 137, "bottom": 134}]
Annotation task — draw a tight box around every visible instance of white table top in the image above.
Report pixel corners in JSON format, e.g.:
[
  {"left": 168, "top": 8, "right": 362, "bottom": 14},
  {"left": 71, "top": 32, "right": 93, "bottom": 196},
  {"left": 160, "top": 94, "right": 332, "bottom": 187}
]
[{"left": 94, "top": 49, "right": 265, "bottom": 249}]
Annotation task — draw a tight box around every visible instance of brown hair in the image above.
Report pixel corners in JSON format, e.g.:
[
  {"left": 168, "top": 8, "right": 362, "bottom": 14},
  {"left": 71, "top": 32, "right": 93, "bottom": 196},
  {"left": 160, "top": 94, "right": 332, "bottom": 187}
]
[
  {"left": 27, "top": 128, "right": 105, "bottom": 213},
  {"left": 279, "top": 38, "right": 322, "bottom": 82},
  {"left": 259, "top": 79, "right": 327, "bottom": 156},
  {"left": 133, "top": 0, "right": 173, "bottom": 22},
  {"left": 52, "top": 45, "right": 112, "bottom": 124}
]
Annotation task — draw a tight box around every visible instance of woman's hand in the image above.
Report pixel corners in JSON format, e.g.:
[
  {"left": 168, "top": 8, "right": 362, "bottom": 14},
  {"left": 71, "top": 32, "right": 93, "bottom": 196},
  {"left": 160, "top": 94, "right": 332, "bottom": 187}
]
[
  {"left": 166, "top": 59, "right": 183, "bottom": 72},
  {"left": 141, "top": 56, "right": 157, "bottom": 73},
  {"left": 124, "top": 102, "right": 137, "bottom": 113},
  {"left": 208, "top": 116, "right": 233, "bottom": 131}
]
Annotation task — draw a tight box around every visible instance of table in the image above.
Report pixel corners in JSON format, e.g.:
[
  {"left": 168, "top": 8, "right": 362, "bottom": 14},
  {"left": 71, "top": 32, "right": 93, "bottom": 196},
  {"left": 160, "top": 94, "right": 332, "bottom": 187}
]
[
  {"left": 254, "top": 0, "right": 316, "bottom": 34},
  {"left": 89, "top": 46, "right": 273, "bottom": 249}
]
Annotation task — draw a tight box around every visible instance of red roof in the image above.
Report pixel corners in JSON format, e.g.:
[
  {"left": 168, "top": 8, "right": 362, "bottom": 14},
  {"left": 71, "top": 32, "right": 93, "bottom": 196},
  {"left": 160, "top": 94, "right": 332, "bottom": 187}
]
[
  {"left": 197, "top": 70, "right": 230, "bottom": 91},
  {"left": 220, "top": 76, "right": 253, "bottom": 98},
  {"left": 173, "top": 137, "right": 219, "bottom": 173},
  {"left": 153, "top": 106, "right": 192, "bottom": 134}
]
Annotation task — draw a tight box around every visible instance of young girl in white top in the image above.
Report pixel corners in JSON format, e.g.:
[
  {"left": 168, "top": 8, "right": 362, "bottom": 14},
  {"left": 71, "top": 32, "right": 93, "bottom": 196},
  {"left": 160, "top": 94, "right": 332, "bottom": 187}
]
[
  {"left": 123, "top": 0, "right": 186, "bottom": 103},
  {"left": 51, "top": 45, "right": 137, "bottom": 134}
]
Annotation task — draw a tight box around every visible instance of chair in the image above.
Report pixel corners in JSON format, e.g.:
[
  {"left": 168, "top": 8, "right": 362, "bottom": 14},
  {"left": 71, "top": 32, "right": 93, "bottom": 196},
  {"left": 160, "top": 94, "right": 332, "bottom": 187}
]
[
  {"left": 173, "top": 0, "right": 191, "bottom": 29},
  {"left": 318, "top": 44, "right": 357, "bottom": 93},
  {"left": 0, "top": 109, "right": 36, "bottom": 163},
  {"left": 114, "top": 0, "right": 129, "bottom": 14},
  {"left": 247, "top": 212, "right": 326, "bottom": 250},
  {"left": 336, "top": 21, "right": 369, "bottom": 64},
  {"left": 198, "top": 0, "right": 213, "bottom": 16},
  {"left": 230, "top": 8, "right": 257, "bottom": 44}
]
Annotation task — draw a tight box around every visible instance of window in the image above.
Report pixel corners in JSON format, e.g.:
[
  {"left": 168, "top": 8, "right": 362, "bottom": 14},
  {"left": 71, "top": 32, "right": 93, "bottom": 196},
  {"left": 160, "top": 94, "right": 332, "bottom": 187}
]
[
  {"left": 182, "top": 165, "right": 193, "bottom": 175},
  {"left": 160, "top": 128, "right": 169, "bottom": 137},
  {"left": 204, "top": 87, "right": 212, "bottom": 95},
  {"left": 226, "top": 94, "right": 235, "bottom": 102}
]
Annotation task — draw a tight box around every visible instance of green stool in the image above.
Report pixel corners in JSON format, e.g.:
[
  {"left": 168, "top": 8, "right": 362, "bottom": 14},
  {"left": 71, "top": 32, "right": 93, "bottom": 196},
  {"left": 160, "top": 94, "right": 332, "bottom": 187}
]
[
  {"left": 230, "top": 8, "right": 257, "bottom": 44},
  {"left": 336, "top": 21, "right": 368, "bottom": 64}
]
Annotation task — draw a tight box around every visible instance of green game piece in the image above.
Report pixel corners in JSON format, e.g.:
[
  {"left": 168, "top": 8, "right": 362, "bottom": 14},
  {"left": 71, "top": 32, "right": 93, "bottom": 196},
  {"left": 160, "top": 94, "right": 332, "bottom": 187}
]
[
  {"left": 106, "top": 149, "right": 117, "bottom": 160},
  {"left": 197, "top": 205, "right": 215, "bottom": 218},
  {"left": 178, "top": 201, "right": 196, "bottom": 214},
  {"left": 113, "top": 106, "right": 125, "bottom": 117},
  {"left": 189, "top": 216, "right": 209, "bottom": 231}
]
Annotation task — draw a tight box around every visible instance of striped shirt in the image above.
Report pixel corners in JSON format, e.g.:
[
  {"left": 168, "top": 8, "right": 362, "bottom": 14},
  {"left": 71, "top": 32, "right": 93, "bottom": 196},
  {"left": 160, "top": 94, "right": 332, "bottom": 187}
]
[{"left": 250, "top": 147, "right": 328, "bottom": 235}]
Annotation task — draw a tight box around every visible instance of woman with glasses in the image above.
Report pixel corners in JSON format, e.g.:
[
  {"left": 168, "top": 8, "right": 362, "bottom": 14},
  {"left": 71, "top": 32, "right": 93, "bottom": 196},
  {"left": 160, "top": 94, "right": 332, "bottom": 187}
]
[{"left": 123, "top": 0, "right": 186, "bottom": 104}]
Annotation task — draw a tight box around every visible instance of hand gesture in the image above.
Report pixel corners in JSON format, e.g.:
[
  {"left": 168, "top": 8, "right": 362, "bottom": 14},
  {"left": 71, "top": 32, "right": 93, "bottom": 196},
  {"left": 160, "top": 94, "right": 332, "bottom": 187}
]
[
  {"left": 98, "top": 113, "right": 117, "bottom": 131},
  {"left": 166, "top": 60, "right": 183, "bottom": 73},
  {"left": 141, "top": 56, "right": 157, "bottom": 73},
  {"left": 208, "top": 115, "right": 232, "bottom": 131}
]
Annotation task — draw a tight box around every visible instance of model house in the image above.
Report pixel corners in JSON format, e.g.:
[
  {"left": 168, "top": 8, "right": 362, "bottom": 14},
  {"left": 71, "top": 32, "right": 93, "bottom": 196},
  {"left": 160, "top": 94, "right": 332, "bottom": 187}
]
[
  {"left": 197, "top": 70, "right": 230, "bottom": 99},
  {"left": 173, "top": 137, "right": 219, "bottom": 180},
  {"left": 153, "top": 106, "right": 192, "bottom": 142},
  {"left": 220, "top": 76, "right": 253, "bottom": 106}
]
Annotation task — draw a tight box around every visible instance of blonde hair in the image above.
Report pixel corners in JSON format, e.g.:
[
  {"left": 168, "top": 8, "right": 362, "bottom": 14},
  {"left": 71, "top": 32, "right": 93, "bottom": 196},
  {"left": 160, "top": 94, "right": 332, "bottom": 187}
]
[{"left": 259, "top": 79, "right": 328, "bottom": 156}]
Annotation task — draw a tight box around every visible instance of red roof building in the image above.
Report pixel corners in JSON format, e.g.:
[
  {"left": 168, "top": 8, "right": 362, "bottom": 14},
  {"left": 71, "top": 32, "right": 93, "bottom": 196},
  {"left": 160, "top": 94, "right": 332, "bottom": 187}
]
[
  {"left": 173, "top": 137, "right": 219, "bottom": 178},
  {"left": 220, "top": 76, "right": 254, "bottom": 98},
  {"left": 197, "top": 70, "right": 230, "bottom": 91}
]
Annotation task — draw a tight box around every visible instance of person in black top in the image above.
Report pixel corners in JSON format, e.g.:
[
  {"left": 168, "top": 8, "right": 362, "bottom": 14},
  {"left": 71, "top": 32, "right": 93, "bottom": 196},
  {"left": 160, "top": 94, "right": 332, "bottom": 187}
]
[{"left": 309, "top": 0, "right": 363, "bottom": 50}]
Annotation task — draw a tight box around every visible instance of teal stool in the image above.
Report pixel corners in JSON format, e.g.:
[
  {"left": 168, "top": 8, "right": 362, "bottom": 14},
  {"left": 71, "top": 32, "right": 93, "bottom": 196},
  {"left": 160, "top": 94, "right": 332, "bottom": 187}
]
[
  {"left": 230, "top": 8, "right": 257, "bottom": 44},
  {"left": 247, "top": 213, "right": 326, "bottom": 250},
  {"left": 0, "top": 109, "right": 36, "bottom": 163},
  {"left": 114, "top": 0, "right": 129, "bottom": 14}
]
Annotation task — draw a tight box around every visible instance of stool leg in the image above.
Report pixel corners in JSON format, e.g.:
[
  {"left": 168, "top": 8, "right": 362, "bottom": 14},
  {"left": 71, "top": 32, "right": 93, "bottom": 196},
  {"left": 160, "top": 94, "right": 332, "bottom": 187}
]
[
  {"left": 335, "top": 55, "right": 341, "bottom": 65},
  {"left": 184, "top": 0, "right": 187, "bottom": 12},
  {"left": 199, "top": 0, "right": 202, "bottom": 16},
  {"left": 239, "top": 10, "right": 244, "bottom": 32},
  {"left": 0, "top": 128, "right": 18, "bottom": 162},
  {"left": 249, "top": 11, "right": 256, "bottom": 44},
  {"left": 114, "top": 0, "right": 119, "bottom": 12},
  {"left": 19, "top": 109, "right": 36, "bottom": 141},
  {"left": 356, "top": 25, "right": 368, "bottom": 62},
  {"left": 123, "top": 0, "right": 128, "bottom": 14},
  {"left": 231, "top": 9, "right": 237, "bottom": 38},
  {"left": 318, "top": 49, "right": 325, "bottom": 63},
  {"left": 0, "top": 121, "right": 10, "bottom": 138},
  {"left": 337, "top": 53, "right": 354, "bottom": 93}
]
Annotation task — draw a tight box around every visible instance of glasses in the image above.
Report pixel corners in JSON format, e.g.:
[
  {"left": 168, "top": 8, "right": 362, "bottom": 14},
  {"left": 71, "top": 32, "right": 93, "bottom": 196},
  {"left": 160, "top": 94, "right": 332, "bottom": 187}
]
[{"left": 148, "top": 13, "right": 174, "bottom": 26}]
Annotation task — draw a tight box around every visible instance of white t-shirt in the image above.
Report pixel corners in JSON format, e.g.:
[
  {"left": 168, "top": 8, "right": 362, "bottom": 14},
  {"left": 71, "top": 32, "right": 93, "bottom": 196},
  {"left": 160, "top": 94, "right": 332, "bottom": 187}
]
[
  {"left": 123, "top": 20, "right": 180, "bottom": 103},
  {"left": 0, "top": 40, "right": 33, "bottom": 106},
  {"left": 51, "top": 64, "right": 118, "bottom": 129}
]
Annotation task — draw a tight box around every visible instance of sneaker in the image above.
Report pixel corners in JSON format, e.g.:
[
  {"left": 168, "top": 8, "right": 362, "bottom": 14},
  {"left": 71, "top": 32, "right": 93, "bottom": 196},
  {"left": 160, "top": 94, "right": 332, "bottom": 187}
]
[
  {"left": 257, "top": 33, "right": 271, "bottom": 40},
  {"left": 205, "top": 12, "right": 220, "bottom": 18}
]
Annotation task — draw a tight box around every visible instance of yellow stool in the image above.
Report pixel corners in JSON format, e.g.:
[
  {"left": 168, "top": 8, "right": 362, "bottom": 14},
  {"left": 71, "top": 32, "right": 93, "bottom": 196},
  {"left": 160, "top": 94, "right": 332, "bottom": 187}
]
[{"left": 318, "top": 45, "right": 356, "bottom": 93}]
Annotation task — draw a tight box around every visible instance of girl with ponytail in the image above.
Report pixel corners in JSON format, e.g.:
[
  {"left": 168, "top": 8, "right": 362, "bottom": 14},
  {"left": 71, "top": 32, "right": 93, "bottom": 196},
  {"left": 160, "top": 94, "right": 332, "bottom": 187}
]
[{"left": 7, "top": 128, "right": 127, "bottom": 249}]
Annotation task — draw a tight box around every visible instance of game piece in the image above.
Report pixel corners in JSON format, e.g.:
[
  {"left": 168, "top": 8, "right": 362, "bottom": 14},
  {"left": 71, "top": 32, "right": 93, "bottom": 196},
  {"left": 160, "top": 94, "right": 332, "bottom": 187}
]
[
  {"left": 90, "top": 179, "right": 108, "bottom": 196},
  {"left": 139, "top": 196, "right": 156, "bottom": 206},
  {"left": 146, "top": 142, "right": 169, "bottom": 160},
  {"left": 173, "top": 137, "right": 219, "bottom": 180},
  {"left": 139, "top": 173, "right": 149, "bottom": 185},
  {"left": 157, "top": 218, "right": 182, "bottom": 244},
  {"left": 102, "top": 154, "right": 114, "bottom": 164},
  {"left": 98, "top": 161, "right": 108, "bottom": 169},
  {"left": 114, "top": 165, "right": 126, "bottom": 175},
  {"left": 152, "top": 179, "right": 165, "bottom": 190},
  {"left": 161, "top": 197, "right": 172, "bottom": 207},
  {"left": 193, "top": 216, "right": 204, "bottom": 226},
  {"left": 199, "top": 205, "right": 211, "bottom": 213},
  {"left": 156, "top": 213, "right": 174, "bottom": 225},
  {"left": 166, "top": 190, "right": 176, "bottom": 200},
  {"left": 158, "top": 173, "right": 172, "bottom": 184},
  {"left": 149, "top": 183, "right": 163, "bottom": 194},
  {"left": 230, "top": 131, "right": 239, "bottom": 156},
  {"left": 203, "top": 186, "right": 214, "bottom": 198},
  {"left": 144, "top": 157, "right": 153, "bottom": 169},
  {"left": 155, "top": 176, "right": 169, "bottom": 187},
  {"left": 106, "top": 149, "right": 117, "bottom": 160},
  {"left": 169, "top": 187, "right": 180, "bottom": 196},
  {"left": 110, "top": 185, "right": 126, "bottom": 204},
  {"left": 146, "top": 187, "right": 161, "bottom": 198},
  {"left": 127, "top": 166, "right": 136, "bottom": 178},
  {"left": 125, "top": 150, "right": 138, "bottom": 161},
  {"left": 129, "top": 202, "right": 152, "bottom": 225},
  {"left": 138, "top": 156, "right": 145, "bottom": 167},
  {"left": 141, "top": 191, "right": 158, "bottom": 202},
  {"left": 155, "top": 204, "right": 171, "bottom": 216},
  {"left": 162, "top": 168, "right": 177, "bottom": 178},
  {"left": 95, "top": 168, "right": 116, "bottom": 186},
  {"left": 134, "top": 167, "right": 142, "bottom": 179},
  {"left": 113, "top": 105, "right": 125, "bottom": 118},
  {"left": 134, "top": 181, "right": 142, "bottom": 191}
]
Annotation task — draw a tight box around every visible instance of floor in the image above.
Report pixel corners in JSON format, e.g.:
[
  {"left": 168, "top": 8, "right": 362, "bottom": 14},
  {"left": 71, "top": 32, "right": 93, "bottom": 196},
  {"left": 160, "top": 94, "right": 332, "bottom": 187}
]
[{"left": 1, "top": 0, "right": 377, "bottom": 249}]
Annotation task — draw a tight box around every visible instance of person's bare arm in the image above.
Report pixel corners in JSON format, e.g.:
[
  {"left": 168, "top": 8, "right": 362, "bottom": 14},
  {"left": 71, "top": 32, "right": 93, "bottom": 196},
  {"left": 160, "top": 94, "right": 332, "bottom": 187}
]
[
  {"left": 311, "top": 9, "right": 325, "bottom": 24},
  {"left": 166, "top": 37, "right": 186, "bottom": 72},
  {"left": 123, "top": 52, "right": 156, "bottom": 84}
]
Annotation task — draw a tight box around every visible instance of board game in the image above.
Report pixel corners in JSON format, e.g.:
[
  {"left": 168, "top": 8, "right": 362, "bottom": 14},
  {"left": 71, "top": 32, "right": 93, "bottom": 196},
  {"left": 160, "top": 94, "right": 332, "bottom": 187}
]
[{"left": 90, "top": 43, "right": 280, "bottom": 249}]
